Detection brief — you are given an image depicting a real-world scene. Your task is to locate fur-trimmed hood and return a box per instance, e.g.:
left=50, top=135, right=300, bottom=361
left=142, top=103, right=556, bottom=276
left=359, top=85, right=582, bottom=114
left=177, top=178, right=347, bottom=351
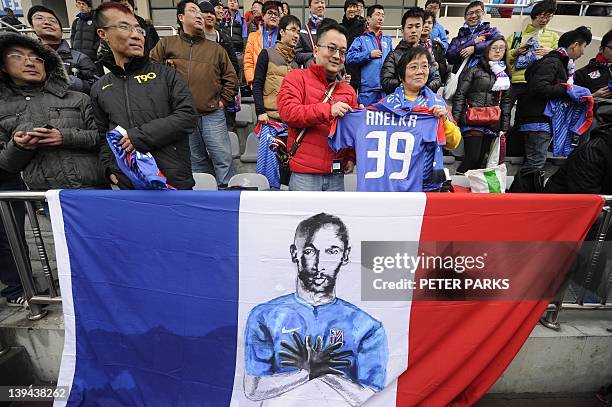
left=0, top=32, right=68, bottom=97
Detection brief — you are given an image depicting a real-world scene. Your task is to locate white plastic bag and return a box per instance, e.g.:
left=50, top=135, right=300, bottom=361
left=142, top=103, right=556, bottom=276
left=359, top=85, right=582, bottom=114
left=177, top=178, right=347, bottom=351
left=486, top=136, right=501, bottom=168
left=466, top=164, right=507, bottom=193
left=443, top=58, right=469, bottom=100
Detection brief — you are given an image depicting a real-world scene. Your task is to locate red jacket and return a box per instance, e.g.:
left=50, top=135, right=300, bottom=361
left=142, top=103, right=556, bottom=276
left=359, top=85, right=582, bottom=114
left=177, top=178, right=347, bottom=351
left=277, top=63, right=357, bottom=174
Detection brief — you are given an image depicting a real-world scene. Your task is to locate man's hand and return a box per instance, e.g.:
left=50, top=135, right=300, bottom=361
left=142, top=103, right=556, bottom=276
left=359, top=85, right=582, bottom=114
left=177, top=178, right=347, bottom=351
left=308, top=335, right=352, bottom=380
left=109, top=174, right=119, bottom=185
left=343, top=74, right=352, bottom=84
left=13, top=131, right=38, bottom=150
left=331, top=102, right=353, bottom=118
left=257, top=113, right=269, bottom=123
left=432, top=105, right=447, bottom=119
left=280, top=332, right=310, bottom=371
left=370, top=49, right=383, bottom=59
left=29, top=127, right=63, bottom=147
left=460, top=46, right=475, bottom=59
left=218, top=100, right=225, bottom=110
left=592, top=86, right=612, bottom=99
left=474, top=35, right=486, bottom=44
left=120, top=134, right=134, bottom=153
left=534, top=47, right=553, bottom=57
left=514, top=45, right=529, bottom=56
left=344, top=160, right=355, bottom=174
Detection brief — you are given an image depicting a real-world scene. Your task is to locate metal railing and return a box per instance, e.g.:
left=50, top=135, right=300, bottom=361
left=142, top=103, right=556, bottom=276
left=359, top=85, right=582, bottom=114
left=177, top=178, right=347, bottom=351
left=439, top=1, right=610, bottom=17
left=0, top=192, right=611, bottom=322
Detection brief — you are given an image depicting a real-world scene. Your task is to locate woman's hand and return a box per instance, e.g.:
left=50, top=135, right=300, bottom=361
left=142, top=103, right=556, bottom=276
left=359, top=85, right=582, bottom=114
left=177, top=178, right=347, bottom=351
left=432, top=105, right=447, bottom=119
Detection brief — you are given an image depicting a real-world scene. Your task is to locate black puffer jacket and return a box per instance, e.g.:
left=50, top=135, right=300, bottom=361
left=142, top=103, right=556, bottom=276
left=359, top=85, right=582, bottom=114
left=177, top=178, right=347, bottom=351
left=70, top=12, right=99, bottom=63
left=0, top=33, right=107, bottom=190
left=341, top=14, right=366, bottom=91
left=219, top=12, right=246, bottom=53
left=56, top=40, right=99, bottom=95
left=380, top=40, right=442, bottom=94
left=574, top=56, right=611, bottom=94
left=517, top=50, right=569, bottom=125
left=90, top=53, right=197, bottom=190
left=431, top=40, right=448, bottom=85
left=546, top=102, right=612, bottom=194
left=452, top=59, right=512, bottom=131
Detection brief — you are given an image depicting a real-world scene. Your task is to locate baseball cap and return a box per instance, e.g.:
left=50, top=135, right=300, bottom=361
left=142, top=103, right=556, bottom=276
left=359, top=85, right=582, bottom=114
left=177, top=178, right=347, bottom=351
left=199, top=1, right=215, bottom=13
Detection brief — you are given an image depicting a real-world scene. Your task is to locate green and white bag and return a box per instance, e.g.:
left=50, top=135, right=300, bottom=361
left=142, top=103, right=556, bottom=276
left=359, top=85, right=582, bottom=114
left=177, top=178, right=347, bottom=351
left=465, top=164, right=507, bottom=193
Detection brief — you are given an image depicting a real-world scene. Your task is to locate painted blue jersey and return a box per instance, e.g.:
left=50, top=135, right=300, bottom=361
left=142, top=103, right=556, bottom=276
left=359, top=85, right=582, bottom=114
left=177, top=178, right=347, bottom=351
left=330, top=108, right=440, bottom=192
left=244, top=294, right=387, bottom=391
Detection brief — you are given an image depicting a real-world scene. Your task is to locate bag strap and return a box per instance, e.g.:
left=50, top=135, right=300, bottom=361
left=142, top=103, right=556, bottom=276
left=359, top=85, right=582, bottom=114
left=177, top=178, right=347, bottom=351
left=456, top=56, right=470, bottom=76
left=289, top=81, right=338, bottom=157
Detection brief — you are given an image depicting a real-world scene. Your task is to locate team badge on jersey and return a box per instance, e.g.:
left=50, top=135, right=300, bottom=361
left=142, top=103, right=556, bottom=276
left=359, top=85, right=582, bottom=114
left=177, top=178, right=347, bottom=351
left=329, top=328, right=344, bottom=345
left=588, top=70, right=601, bottom=79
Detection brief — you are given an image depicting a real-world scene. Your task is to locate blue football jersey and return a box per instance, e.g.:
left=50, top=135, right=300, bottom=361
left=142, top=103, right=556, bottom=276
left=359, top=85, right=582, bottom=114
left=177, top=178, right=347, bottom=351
left=244, top=294, right=387, bottom=391
left=330, top=108, right=440, bottom=192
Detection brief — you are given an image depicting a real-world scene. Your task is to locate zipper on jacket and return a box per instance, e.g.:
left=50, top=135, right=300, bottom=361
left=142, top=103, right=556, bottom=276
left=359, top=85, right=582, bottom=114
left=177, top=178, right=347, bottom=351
left=122, top=75, right=135, bottom=128
left=187, top=41, right=194, bottom=86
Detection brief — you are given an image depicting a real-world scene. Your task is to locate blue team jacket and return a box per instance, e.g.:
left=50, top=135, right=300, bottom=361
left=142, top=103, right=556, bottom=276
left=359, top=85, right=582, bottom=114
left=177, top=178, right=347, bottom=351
left=346, top=31, right=393, bottom=101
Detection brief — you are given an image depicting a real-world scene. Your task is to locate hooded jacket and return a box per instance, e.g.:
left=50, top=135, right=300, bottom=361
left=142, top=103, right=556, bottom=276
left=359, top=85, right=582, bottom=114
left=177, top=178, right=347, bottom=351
left=70, top=11, right=99, bottom=63
left=380, top=40, right=442, bottom=95
left=0, top=32, right=107, bottom=190
left=507, top=24, right=559, bottom=84
left=277, top=63, right=357, bottom=174
left=219, top=10, right=247, bottom=53
left=90, top=52, right=197, bottom=190
left=452, top=58, right=512, bottom=131
left=150, top=31, right=238, bottom=114
left=55, top=39, right=99, bottom=95
left=447, top=22, right=502, bottom=74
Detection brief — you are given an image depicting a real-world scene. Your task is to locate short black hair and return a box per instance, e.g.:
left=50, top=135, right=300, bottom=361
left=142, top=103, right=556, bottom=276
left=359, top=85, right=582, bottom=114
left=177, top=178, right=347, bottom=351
left=95, top=2, right=133, bottom=28
left=176, top=0, right=198, bottom=26
left=558, top=26, right=592, bottom=48
left=530, top=0, right=557, bottom=19
left=278, top=14, right=300, bottom=31
left=356, top=0, right=364, bottom=5
left=316, top=18, right=346, bottom=43
left=262, top=1, right=280, bottom=16
left=3, top=7, right=12, bottom=12
left=423, top=10, right=436, bottom=25
left=401, top=7, right=424, bottom=29
left=294, top=213, right=349, bottom=250
left=464, top=0, right=484, bottom=16
left=601, top=29, right=611, bottom=48
left=27, top=5, right=61, bottom=26
left=252, top=0, right=263, bottom=6
left=367, top=5, right=384, bottom=18
left=398, top=45, right=432, bottom=81
left=425, top=0, right=441, bottom=7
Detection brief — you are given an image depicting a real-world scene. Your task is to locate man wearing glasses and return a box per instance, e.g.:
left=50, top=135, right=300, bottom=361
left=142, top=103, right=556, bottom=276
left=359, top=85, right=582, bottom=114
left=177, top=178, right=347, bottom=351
left=244, top=1, right=281, bottom=85
left=90, top=2, right=198, bottom=190
left=150, top=0, right=238, bottom=187
left=27, top=5, right=99, bottom=94
left=447, top=0, right=501, bottom=74
left=277, top=22, right=357, bottom=191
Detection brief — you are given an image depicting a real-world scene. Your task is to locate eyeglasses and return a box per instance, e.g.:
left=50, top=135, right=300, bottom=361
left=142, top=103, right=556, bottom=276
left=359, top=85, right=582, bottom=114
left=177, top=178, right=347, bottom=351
left=466, top=9, right=484, bottom=17
left=535, top=13, right=553, bottom=20
left=32, top=15, right=59, bottom=25
left=265, top=10, right=280, bottom=17
left=490, top=46, right=506, bottom=51
left=183, top=8, right=201, bottom=16
left=605, top=45, right=612, bottom=51
left=6, top=53, right=45, bottom=65
left=317, top=43, right=347, bottom=58
left=406, top=63, right=429, bottom=73
left=103, top=23, right=147, bottom=36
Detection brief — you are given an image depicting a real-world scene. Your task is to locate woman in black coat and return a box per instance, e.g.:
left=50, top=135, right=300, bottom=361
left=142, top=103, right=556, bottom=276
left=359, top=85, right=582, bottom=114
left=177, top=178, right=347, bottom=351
left=452, top=37, right=512, bottom=173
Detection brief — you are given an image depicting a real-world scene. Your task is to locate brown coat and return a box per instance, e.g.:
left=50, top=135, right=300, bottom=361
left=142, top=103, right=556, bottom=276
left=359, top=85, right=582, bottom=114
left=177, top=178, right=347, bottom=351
left=150, top=32, right=238, bottom=114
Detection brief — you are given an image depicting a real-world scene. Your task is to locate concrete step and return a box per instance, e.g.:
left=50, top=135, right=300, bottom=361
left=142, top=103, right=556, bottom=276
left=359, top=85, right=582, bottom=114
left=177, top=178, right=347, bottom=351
left=0, top=346, right=38, bottom=386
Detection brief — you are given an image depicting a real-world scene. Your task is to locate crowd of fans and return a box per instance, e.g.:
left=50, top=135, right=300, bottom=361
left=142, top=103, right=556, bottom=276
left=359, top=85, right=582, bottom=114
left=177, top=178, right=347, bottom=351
left=0, top=0, right=610, bottom=306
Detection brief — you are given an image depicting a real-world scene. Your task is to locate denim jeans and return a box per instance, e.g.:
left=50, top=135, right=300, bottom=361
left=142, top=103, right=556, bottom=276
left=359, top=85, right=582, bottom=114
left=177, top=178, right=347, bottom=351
left=0, top=179, right=25, bottom=300
left=523, top=131, right=551, bottom=171
left=289, top=172, right=345, bottom=191
left=189, top=109, right=235, bottom=186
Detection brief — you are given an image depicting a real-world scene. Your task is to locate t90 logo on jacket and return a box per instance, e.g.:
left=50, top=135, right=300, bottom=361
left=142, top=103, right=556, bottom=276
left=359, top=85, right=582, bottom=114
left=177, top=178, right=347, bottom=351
left=134, top=72, right=157, bottom=84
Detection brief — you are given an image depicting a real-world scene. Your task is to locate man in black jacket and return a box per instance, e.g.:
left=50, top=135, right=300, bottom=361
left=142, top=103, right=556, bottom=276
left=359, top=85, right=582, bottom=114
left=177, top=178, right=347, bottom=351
left=517, top=26, right=591, bottom=173
left=380, top=7, right=441, bottom=94
left=70, top=0, right=101, bottom=74
left=28, top=5, right=99, bottom=94
left=340, top=0, right=365, bottom=92
left=575, top=29, right=611, bottom=99
left=91, top=2, right=197, bottom=190
left=294, top=0, right=326, bottom=67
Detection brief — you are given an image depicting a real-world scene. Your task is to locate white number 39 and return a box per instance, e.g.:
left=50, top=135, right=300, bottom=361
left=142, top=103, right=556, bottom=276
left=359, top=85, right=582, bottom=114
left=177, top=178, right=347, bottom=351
left=365, top=131, right=415, bottom=179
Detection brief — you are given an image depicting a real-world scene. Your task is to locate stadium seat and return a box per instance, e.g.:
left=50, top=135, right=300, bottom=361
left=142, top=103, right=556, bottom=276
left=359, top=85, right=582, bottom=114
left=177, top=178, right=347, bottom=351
left=228, top=173, right=270, bottom=190
left=229, top=131, right=240, bottom=159
left=192, top=173, right=218, bottom=190
left=240, top=132, right=259, bottom=163
left=236, top=104, right=254, bottom=127
left=344, top=173, right=357, bottom=191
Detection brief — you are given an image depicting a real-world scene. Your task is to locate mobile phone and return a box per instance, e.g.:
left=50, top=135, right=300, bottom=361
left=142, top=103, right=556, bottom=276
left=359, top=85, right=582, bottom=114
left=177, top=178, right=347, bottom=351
left=43, top=124, right=54, bottom=130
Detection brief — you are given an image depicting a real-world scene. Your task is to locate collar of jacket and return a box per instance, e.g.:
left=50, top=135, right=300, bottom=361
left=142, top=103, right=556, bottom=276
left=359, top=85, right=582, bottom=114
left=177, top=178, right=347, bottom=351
left=55, top=40, right=73, bottom=58
left=547, top=49, right=570, bottom=67
left=107, top=55, right=150, bottom=76
left=309, top=63, right=337, bottom=84
left=459, top=21, right=489, bottom=36
left=179, top=30, right=206, bottom=44
left=524, top=23, right=550, bottom=34
left=77, top=11, right=92, bottom=20
left=341, top=14, right=363, bottom=28
left=275, top=41, right=296, bottom=62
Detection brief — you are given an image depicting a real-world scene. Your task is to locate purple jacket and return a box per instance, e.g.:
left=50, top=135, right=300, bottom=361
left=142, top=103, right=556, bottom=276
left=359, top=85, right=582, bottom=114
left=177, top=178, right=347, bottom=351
left=447, top=22, right=501, bottom=74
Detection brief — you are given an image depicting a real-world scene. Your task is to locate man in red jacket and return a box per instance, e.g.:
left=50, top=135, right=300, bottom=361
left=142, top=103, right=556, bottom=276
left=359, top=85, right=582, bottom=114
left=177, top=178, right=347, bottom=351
left=278, top=21, right=357, bottom=191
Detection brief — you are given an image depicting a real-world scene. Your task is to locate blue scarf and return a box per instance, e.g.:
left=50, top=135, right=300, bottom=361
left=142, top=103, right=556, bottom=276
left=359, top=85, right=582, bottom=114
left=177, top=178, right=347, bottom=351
left=262, top=25, right=279, bottom=49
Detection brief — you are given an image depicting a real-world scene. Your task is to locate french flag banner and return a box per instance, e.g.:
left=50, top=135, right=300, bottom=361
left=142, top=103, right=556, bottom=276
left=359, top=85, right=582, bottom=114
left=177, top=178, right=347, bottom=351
left=47, top=191, right=603, bottom=406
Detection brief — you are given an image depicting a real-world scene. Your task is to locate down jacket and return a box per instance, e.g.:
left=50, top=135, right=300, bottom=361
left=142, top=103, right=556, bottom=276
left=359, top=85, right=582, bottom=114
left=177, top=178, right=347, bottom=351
left=70, top=11, right=99, bottom=63
left=447, top=22, right=502, bottom=74
left=56, top=39, right=99, bottom=95
left=452, top=59, right=512, bottom=131
left=90, top=53, right=197, bottom=190
left=0, top=32, right=107, bottom=190
left=380, top=40, right=442, bottom=95
left=277, top=63, right=357, bottom=174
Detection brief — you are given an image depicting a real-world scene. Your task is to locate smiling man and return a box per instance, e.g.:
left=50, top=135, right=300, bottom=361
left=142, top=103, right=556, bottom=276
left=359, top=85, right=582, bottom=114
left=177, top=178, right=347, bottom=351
left=90, top=1, right=197, bottom=190
left=295, top=0, right=326, bottom=67
left=244, top=213, right=387, bottom=405
left=150, top=0, right=238, bottom=186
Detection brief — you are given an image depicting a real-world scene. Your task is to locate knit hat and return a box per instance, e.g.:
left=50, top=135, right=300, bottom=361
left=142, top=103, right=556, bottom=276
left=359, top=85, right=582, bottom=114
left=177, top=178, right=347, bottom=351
left=199, top=1, right=215, bottom=14
left=343, top=0, right=358, bottom=12
left=27, top=5, right=61, bottom=26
